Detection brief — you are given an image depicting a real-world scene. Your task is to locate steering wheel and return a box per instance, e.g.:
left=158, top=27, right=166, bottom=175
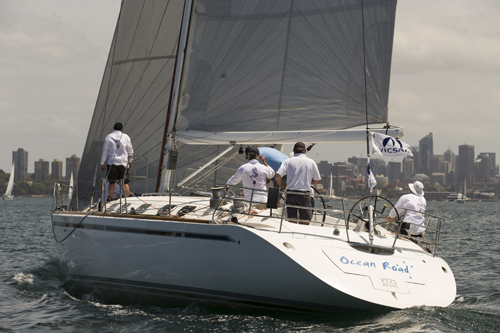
left=346, top=195, right=399, bottom=231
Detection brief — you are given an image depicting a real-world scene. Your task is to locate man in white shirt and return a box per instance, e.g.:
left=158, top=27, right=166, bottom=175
left=226, top=146, right=275, bottom=208
left=387, top=181, right=427, bottom=236
left=275, top=142, right=321, bottom=223
left=100, top=122, right=134, bottom=199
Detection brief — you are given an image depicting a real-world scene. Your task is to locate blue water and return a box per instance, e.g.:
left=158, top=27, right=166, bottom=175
left=1, top=197, right=499, bottom=332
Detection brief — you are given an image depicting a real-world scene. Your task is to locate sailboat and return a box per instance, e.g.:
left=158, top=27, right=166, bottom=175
left=67, top=172, right=74, bottom=200
left=51, top=0, right=455, bottom=312
left=327, top=173, right=333, bottom=198
left=457, top=177, right=468, bottom=203
left=4, top=163, right=15, bottom=200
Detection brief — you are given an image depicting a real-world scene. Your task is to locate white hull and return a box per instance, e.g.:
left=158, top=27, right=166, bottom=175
left=52, top=196, right=456, bottom=312
left=3, top=194, right=14, bottom=200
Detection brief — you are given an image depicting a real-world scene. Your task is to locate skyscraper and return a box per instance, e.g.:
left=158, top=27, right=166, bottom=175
left=443, top=149, right=456, bottom=173
left=417, top=133, right=433, bottom=175
left=66, top=154, right=81, bottom=180
left=34, top=159, right=50, bottom=181
left=52, top=159, right=63, bottom=180
left=476, top=153, right=495, bottom=181
left=402, top=157, right=414, bottom=179
left=478, top=152, right=496, bottom=176
left=387, top=161, right=401, bottom=182
left=12, top=148, right=28, bottom=181
left=458, top=144, right=474, bottom=184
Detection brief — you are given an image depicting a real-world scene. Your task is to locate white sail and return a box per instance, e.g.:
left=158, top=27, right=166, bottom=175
left=68, top=172, right=74, bottom=200
left=74, top=0, right=399, bottom=207
left=4, top=163, right=14, bottom=200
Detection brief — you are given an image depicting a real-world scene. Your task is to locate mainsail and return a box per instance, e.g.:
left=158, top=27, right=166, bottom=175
left=74, top=0, right=398, bottom=209
left=176, top=0, right=396, bottom=135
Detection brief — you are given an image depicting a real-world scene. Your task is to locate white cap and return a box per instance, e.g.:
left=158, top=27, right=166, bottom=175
left=409, top=181, right=424, bottom=197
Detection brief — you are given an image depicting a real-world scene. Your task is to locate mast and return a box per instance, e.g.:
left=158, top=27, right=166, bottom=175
left=158, top=0, right=194, bottom=193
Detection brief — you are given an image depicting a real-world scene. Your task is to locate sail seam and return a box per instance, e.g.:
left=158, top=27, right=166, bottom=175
left=113, top=55, right=176, bottom=66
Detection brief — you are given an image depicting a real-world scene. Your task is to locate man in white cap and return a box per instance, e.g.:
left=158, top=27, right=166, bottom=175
left=387, top=181, right=427, bottom=236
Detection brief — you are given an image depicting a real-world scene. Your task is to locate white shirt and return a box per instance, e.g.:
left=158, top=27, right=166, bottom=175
left=276, top=153, right=321, bottom=192
left=226, top=159, right=275, bottom=204
left=100, top=130, right=134, bottom=167
left=389, top=193, right=427, bottom=235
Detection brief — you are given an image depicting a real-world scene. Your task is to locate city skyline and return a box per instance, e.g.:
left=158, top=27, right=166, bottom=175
left=5, top=148, right=80, bottom=179
left=1, top=1, right=499, bottom=172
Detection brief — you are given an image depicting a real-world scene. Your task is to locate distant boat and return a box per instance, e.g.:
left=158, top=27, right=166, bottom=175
left=327, top=173, right=333, bottom=197
left=4, top=163, right=15, bottom=200
left=457, top=178, right=469, bottom=203
left=446, top=192, right=464, bottom=202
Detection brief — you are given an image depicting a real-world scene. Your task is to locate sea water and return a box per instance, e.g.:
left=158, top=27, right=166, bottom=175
left=1, top=197, right=499, bottom=332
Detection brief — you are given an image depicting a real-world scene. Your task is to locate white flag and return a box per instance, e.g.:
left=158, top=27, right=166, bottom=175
left=371, top=132, right=413, bottom=157
left=367, top=157, right=377, bottom=193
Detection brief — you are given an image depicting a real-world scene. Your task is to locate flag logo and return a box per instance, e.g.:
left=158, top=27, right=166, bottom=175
left=372, top=132, right=413, bottom=157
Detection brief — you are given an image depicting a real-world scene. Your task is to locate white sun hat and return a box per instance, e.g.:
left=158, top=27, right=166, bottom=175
left=409, top=181, right=424, bottom=197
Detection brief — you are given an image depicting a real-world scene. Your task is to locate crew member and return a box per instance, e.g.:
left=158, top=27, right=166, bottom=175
left=226, top=146, right=275, bottom=209
left=100, top=122, right=134, bottom=199
left=275, top=142, right=321, bottom=224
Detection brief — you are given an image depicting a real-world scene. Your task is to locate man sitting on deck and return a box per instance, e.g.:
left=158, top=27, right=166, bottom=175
left=386, top=181, right=427, bottom=237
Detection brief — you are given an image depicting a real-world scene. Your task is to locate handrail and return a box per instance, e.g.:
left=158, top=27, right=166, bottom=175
left=387, top=208, right=445, bottom=257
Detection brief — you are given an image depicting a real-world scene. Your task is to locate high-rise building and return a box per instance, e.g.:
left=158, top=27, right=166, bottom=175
left=429, top=155, right=444, bottom=175
left=417, top=133, right=433, bottom=175
left=443, top=149, right=456, bottom=173
left=402, top=157, right=414, bottom=179
left=478, top=152, right=496, bottom=178
left=347, top=156, right=367, bottom=177
left=34, top=159, right=50, bottom=181
left=66, top=154, right=81, bottom=180
left=387, top=161, right=401, bottom=182
left=12, top=148, right=28, bottom=181
left=476, top=153, right=493, bottom=182
left=411, top=146, right=420, bottom=174
left=371, top=158, right=386, bottom=176
left=458, top=144, right=475, bottom=184
left=52, top=159, right=63, bottom=180
left=316, top=160, right=332, bottom=178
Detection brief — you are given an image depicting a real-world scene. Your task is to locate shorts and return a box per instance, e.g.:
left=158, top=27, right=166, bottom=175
left=286, top=192, right=313, bottom=221
left=107, top=164, right=126, bottom=183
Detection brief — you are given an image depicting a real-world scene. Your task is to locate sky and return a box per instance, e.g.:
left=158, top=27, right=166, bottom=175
left=1, top=0, right=499, bottom=174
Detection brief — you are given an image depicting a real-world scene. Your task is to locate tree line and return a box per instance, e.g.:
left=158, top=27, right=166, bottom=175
left=0, top=170, right=62, bottom=197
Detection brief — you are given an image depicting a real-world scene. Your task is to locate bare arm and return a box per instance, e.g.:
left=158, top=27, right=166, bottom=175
left=275, top=174, right=286, bottom=190
left=311, top=179, right=321, bottom=185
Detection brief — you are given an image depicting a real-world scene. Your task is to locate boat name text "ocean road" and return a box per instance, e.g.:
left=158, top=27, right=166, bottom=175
left=339, top=256, right=414, bottom=279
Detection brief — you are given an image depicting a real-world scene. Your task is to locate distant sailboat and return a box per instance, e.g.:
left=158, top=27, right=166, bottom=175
left=457, top=178, right=468, bottom=203
left=4, top=163, right=15, bottom=200
left=327, top=173, right=333, bottom=197
left=67, top=172, right=74, bottom=200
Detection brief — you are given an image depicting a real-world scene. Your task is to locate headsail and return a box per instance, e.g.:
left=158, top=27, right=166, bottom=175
left=74, top=0, right=187, bottom=208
